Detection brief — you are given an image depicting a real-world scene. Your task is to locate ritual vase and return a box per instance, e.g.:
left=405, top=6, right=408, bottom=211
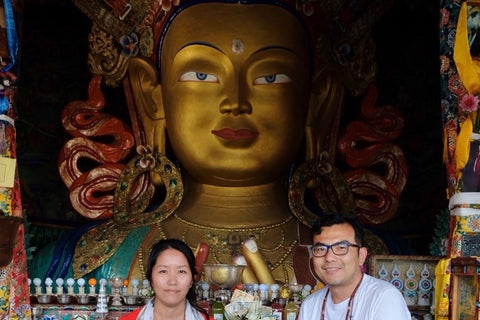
left=417, top=290, right=432, bottom=306
left=0, top=216, right=23, bottom=266
left=448, top=192, right=480, bottom=257
left=403, top=289, right=417, bottom=306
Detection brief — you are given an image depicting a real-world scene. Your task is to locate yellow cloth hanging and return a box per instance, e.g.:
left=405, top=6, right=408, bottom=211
left=454, top=1, right=480, bottom=95
left=455, top=116, right=473, bottom=175
left=434, top=258, right=451, bottom=320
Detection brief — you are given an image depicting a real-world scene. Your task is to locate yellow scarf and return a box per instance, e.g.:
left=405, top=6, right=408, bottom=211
left=453, top=1, right=480, bottom=177
left=434, top=258, right=451, bottom=320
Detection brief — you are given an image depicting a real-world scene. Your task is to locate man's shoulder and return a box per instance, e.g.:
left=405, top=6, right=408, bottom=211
left=360, top=273, right=405, bottom=301
left=358, top=274, right=404, bottom=298
left=363, top=273, right=398, bottom=289
left=301, top=286, right=327, bottom=305
left=360, top=274, right=411, bottom=318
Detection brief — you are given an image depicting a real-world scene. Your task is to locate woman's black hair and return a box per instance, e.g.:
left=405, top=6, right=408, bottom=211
left=146, top=238, right=208, bottom=318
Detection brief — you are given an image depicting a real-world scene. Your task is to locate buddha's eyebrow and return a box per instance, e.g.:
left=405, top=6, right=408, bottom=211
left=178, top=41, right=225, bottom=54
left=253, top=45, right=295, bottom=55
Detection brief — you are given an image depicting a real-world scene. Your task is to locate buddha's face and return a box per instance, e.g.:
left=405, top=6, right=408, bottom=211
left=160, top=3, right=311, bottom=186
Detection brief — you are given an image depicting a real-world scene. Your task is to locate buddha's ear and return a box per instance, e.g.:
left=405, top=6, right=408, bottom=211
left=126, top=57, right=166, bottom=154
left=305, top=67, right=345, bottom=160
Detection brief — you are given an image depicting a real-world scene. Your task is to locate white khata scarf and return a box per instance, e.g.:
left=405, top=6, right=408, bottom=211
left=135, top=298, right=206, bottom=320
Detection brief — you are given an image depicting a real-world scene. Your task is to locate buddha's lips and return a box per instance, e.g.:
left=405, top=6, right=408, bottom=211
left=211, top=128, right=259, bottom=140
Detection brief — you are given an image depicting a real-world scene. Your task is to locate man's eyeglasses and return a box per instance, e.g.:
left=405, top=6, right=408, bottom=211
left=311, top=241, right=361, bottom=257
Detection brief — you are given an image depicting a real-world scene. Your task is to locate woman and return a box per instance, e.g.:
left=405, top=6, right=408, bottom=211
left=120, top=239, right=209, bottom=320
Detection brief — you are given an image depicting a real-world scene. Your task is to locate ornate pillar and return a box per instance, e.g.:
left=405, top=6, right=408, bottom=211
left=438, top=1, right=480, bottom=319
left=0, top=0, right=30, bottom=319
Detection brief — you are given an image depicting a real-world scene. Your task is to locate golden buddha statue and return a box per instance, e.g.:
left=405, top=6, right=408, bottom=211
left=31, top=0, right=401, bottom=287
left=122, top=1, right=315, bottom=285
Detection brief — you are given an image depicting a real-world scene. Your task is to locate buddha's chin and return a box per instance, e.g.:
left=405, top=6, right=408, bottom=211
left=187, top=170, right=285, bottom=187
left=179, top=158, right=290, bottom=186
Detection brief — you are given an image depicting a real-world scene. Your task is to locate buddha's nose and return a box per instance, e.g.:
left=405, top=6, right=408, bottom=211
left=221, top=100, right=252, bottom=115
left=220, top=80, right=252, bottom=115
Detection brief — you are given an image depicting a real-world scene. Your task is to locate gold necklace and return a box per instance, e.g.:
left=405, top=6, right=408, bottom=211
left=173, top=213, right=294, bottom=231
left=135, top=216, right=298, bottom=282
left=157, top=215, right=298, bottom=275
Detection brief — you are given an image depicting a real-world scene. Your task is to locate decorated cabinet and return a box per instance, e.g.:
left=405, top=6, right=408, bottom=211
left=449, top=257, right=480, bottom=320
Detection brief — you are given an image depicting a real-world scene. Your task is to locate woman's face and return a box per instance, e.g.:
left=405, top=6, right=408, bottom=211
left=160, top=3, right=311, bottom=186
left=151, top=248, right=193, bottom=309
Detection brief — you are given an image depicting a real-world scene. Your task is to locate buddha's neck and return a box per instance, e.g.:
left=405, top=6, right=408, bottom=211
left=176, top=176, right=292, bottom=227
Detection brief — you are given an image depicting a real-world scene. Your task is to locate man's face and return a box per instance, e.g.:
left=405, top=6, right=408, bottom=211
left=160, top=3, right=311, bottom=186
left=311, top=223, right=367, bottom=288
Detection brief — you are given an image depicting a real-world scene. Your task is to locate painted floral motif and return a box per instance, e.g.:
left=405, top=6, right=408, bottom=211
left=120, top=33, right=139, bottom=58
left=0, top=70, right=16, bottom=94
left=440, top=55, right=450, bottom=74
left=295, top=0, right=316, bottom=16
left=0, top=284, right=8, bottom=315
left=467, top=214, right=480, bottom=230
left=459, top=93, right=480, bottom=133
left=448, top=74, right=467, bottom=98
left=139, top=28, right=154, bottom=57
left=136, top=145, right=155, bottom=169
left=317, top=151, right=332, bottom=174
left=158, top=0, right=180, bottom=12
left=440, top=8, right=450, bottom=27
left=440, top=0, right=463, bottom=197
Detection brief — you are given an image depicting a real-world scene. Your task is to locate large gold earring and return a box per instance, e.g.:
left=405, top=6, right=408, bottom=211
left=113, top=145, right=184, bottom=228
left=72, top=146, right=183, bottom=278
left=288, top=152, right=355, bottom=227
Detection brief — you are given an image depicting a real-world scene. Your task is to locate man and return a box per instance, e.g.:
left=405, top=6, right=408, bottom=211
left=298, top=214, right=411, bottom=320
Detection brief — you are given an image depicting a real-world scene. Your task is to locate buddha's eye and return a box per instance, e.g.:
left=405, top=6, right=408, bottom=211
left=179, top=71, right=218, bottom=82
left=253, top=74, right=291, bottom=85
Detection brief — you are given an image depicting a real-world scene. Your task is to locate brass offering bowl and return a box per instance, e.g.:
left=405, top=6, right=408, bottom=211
left=37, top=294, right=52, bottom=304
left=57, top=294, right=73, bottom=304
left=124, top=295, right=139, bottom=305
left=76, top=294, right=90, bottom=304
left=202, top=264, right=245, bottom=288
